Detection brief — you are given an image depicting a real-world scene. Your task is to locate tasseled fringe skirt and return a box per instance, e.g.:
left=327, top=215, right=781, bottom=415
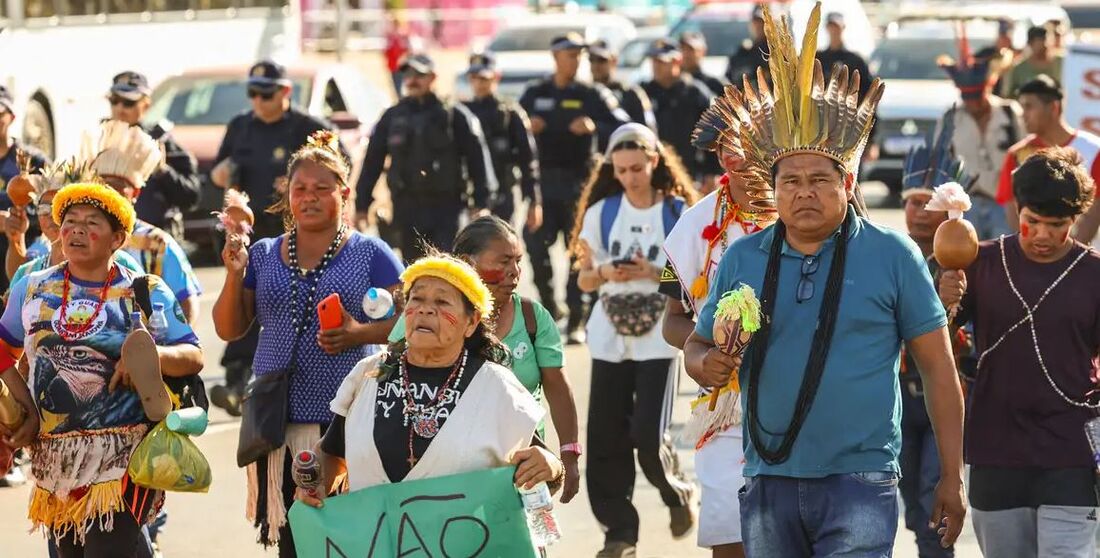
left=244, top=423, right=321, bottom=547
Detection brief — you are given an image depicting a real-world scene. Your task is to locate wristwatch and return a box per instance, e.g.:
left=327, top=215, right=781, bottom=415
left=560, top=443, right=583, bottom=456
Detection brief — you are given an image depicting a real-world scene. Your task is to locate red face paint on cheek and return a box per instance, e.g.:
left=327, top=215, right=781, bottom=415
left=89, top=233, right=99, bottom=242
left=479, top=268, right=506, bottom=284
left=1020, top=223, right=1031, bottom=238
left=441, top=311, right=459, bottom=326
left=404, top=306, right=417, bottom=316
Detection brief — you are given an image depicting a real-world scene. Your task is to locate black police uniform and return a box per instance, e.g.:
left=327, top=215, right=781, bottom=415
left=0, top=140, right=48, bottom=293
left=816, top=47, right=872, bottom=99
left=602, top=81, right=657, bottom=131
left=519, top=77, right=629, bottom=325
left=212, top=105, right=342, bottom=400
left=134, top=121, right=202, bottom=236
left=463, top=94, right=541, bottom=223
left=641, top=76, right=722, bottom=179
left=356, top=92, right=495, bottom=262
left=214, top=106, right=341, bottom=241
left=726, top=38, right=769, bottom=86
left=690, top=70, right=726, bottom=98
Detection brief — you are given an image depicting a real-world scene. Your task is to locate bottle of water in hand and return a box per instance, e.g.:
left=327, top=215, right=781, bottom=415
left=149, top=302, right=170, bottom=344
left=362, top=287, right=395, bottom=320
left=520, top=482, right=561, bottom=547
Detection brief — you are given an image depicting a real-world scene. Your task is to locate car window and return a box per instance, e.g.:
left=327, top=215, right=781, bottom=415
left=669, top=16, right=752, bottom=57
left=489, top=26, right=582, bottom=51
left=323, top=79, right=349, bottom=117
left=870, top=38, right=993, bottom=81
left=1066, top=6, right=1100, bottom=29
left=144, top=76, right=310, bottom=126
left=619, top=37, right=652, bottom=68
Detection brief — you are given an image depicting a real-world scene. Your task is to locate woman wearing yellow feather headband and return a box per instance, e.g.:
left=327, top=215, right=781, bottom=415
left=682, top=3, right=967, bottom=555
left=213, top=130, right=405, bottom=553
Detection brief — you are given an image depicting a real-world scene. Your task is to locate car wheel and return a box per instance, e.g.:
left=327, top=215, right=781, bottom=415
left=21, top=97, right=54, bottom=160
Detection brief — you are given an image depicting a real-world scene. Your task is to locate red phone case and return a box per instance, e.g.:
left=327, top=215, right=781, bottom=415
left=317, top=293, right=344, bottom=330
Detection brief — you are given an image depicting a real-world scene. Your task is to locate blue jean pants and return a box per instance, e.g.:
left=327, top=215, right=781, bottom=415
left=900, top=383, right=954, bottom=558
left=739, top=473, right=900, bottom=557
left=964, top=194, right=1012, bottom=241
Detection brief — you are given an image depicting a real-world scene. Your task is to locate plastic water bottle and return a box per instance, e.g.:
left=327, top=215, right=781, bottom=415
left=129, top=311, right=145, bottom=332
left=519, top=482, right=561, bottom=547
left=149, top=302, right=170, bottom=343
left=362, top=287, right=395, bottom=320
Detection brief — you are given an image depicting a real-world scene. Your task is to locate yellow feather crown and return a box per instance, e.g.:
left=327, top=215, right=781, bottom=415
left=713, top=2, right=884, bottom=213
left=401, top=256, right=494, bottom=316
left=52, top=182, right=136, bottom=234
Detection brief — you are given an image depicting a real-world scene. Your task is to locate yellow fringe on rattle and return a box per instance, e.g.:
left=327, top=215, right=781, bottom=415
left=29, top=481, right=125, bottom=543
left=681, top=378, right=743, bottom=450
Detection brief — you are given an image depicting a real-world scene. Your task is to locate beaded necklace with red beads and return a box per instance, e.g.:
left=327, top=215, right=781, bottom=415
left=57, top=263, right=116, bottom=341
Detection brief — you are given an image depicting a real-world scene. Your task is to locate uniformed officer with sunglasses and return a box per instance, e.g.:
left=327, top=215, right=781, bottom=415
left=106, top=71, right=202, bottom=239
left=209, top=59, right=348, bottom=417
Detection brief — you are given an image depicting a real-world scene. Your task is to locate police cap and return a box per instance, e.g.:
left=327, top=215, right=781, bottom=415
left=399, top=53, right=436, bottom=75
left=247, top=59, right=293, bottom=91
left=110, top=71, right=152, bottom=101
left=551, top=33, right=587, bottom=52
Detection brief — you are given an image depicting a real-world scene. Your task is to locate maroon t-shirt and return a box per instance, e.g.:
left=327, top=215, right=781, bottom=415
left=960, top=236, right=1100, bottom=468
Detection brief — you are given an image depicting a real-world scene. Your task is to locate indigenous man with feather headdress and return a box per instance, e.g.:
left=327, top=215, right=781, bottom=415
left=683, top=3, right=967, bottom=555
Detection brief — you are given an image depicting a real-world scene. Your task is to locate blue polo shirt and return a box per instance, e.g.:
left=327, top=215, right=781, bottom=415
left=695, top=210, right=946, bottom=478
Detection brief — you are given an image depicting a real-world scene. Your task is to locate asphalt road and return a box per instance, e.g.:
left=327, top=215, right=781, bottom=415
left=0, top=195, right=991, bottom=557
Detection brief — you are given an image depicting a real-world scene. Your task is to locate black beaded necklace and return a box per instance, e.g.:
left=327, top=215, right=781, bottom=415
left=288, top=225, right=347, bottom=334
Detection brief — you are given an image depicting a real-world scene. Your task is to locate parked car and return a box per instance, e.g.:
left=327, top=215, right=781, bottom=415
left=454, top=12, right=638, bottom=101
left=667, top=0, right=875, bottom=84
left=615, top=26, right=669, bottom=87
left=865, top=4, right=1070, bottom=194
left=143, top=63, right=387, bottom=261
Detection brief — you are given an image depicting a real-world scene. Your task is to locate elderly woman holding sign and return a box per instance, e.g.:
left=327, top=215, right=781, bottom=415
left=297, top=254, right=563, bottom=502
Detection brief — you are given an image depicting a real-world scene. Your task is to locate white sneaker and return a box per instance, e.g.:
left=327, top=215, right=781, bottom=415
left=0, top=466, right=26, bottom=487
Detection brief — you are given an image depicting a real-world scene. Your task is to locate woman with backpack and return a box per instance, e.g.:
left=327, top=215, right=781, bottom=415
left=568, top=123, right=700, bottom=558
left=388, top=215, right=580, bottom=503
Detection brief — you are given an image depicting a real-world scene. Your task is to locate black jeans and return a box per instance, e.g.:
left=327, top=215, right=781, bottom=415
left=586, top=358, right=692, bottom=545
left=392, top=200, right=462, bottom=263
left=523, top=195, right=585, bottom=325
left=55, top=509, right=153, bottom=558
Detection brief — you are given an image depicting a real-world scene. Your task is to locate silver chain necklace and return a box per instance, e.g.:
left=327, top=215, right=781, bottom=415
left=977, top=235, right=1099, bottom=409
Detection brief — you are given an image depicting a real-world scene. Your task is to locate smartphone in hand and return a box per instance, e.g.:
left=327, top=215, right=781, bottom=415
left=317, top=293, right=344, bottom=330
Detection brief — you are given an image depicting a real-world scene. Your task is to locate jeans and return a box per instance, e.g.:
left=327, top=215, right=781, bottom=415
left=964, top=194, right=1011, bottom=241
left=899, top=382, right=953, bottom=557
left=739, top=473, right=899, bottom=557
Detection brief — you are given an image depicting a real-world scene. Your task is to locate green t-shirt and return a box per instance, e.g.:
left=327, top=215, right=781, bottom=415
left=388, top=293, right=565, bottom=395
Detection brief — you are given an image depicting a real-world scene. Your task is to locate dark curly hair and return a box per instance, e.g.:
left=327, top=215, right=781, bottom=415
left=1013, top=146, right=1095, bottom=218
left=377, top=251, right=512, bottom=380
left=567, top=140, right=699, bottom=261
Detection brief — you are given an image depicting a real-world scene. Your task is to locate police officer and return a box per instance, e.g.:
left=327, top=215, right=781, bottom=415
left=355, top=53, right=496, bottom=262
left=588, top=39, right=657, bottom=131
left=641, top=40, right=721, bottom=188
left=726, top=4, right=769, bottom=87
left=519, top=33, right=630, bottom=342
left=209, top=59, right=345, bottom=416
left=0, top=85, right=48, bottom=295
left=463, top=53, right=543, bottom=229
left=816, top=13, right=872, bottom=99
left=679, top=31, right=727, bottom=95
left=107, top=71, right=202, bottom=238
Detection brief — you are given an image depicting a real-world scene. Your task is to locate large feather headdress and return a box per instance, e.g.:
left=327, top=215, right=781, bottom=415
left=696, top=2, right=884, bottom=217
left=30, top=157, right=99, bottom=198
left=901, top=113, right=970, bottom=199
left=83, top=120, right=164, bottom=189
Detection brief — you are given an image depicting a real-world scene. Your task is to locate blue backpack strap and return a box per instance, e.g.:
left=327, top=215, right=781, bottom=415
left=662, top=196, right=685, bottom=236
left=600, top=193, right=624, bottom=251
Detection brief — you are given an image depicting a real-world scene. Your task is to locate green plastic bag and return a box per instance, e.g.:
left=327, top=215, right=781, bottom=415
left=128, top=422, right=212, bottom=493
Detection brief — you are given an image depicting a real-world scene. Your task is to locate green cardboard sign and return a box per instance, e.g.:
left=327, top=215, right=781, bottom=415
left=288, top=466, right=537, bottom=558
